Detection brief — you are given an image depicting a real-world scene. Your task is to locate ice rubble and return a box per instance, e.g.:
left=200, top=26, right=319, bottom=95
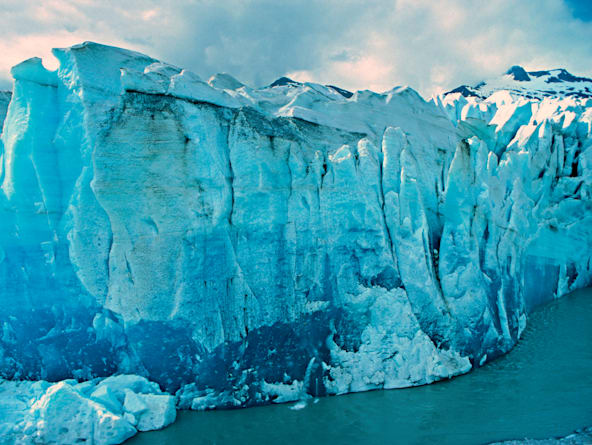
left=0, top=375, right=175, bottom=444
left=0, top=42, right=591, bottom=443
left=492, top=426, right=592, bottom=444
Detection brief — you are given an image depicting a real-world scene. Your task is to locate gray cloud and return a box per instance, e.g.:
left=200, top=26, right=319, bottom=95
left=0, top=0, right=590, bottom=96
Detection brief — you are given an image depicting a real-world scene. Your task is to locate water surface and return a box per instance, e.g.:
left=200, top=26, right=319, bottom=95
left=129, top=288, right=592, bottom=445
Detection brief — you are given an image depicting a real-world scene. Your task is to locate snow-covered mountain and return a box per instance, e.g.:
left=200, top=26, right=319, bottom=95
left=445, top=65, right=592, bottom=100
left=0, top=43, right=591, bottom=444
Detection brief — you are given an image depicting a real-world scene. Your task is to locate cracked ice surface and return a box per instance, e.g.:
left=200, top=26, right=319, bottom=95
left=0, top=42, right=591, bottom=443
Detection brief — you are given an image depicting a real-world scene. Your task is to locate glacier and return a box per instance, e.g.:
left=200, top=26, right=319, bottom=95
left=0, top=42, right=591, bottom=444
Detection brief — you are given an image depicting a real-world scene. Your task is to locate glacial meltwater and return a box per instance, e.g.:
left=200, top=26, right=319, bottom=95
left=128, top=288, right=592, bottom=445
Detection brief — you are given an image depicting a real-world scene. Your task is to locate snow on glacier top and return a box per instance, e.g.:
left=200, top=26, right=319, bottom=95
left=8, top=41, right=454, bottom=146
left=6, top=42, right=589, bottom=144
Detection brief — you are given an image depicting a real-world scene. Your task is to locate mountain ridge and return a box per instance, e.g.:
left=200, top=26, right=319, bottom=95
left=445, top=66, right=592, bottom=100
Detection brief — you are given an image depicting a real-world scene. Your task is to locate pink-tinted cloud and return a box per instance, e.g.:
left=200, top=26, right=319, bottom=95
left=0, top=0, right=590, bottom=97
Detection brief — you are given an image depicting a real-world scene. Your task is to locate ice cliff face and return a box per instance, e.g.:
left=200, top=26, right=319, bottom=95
left=0, top=91, right=10, bottom=126
left=1, top=43, right=591, bottom=413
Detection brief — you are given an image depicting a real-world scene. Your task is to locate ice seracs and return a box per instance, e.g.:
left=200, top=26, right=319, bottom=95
left=0, top=91, right=10, bottom=126
left=0, top=43, right=591, bottom=444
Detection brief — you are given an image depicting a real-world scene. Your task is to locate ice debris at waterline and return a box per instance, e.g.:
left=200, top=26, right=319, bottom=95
left=492, top=426, right=592, bottom=444
left=0, top=375, right=176, bottom=443
left=0, top=41, right=591, bottom=443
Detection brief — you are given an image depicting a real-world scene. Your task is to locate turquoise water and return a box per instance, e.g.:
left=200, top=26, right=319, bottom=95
left=129, top=288, right=592, bottom=445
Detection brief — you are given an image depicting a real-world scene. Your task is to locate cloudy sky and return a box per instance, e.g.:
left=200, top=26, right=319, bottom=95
left=0, top=0, right=590, bottom=97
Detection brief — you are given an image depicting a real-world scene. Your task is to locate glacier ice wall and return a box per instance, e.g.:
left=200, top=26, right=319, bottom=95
left=1, top=42, right=591, bottom=407
left=0, top=91, right=10, bottom=127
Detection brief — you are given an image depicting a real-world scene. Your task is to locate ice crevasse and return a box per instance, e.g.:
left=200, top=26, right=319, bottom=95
left=0, top=42, right=591, bottom=443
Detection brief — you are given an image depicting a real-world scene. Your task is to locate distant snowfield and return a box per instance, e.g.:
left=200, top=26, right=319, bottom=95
left=0, top=42, right=591, bottom=444
left=444, top=65, right=592, bottom=101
